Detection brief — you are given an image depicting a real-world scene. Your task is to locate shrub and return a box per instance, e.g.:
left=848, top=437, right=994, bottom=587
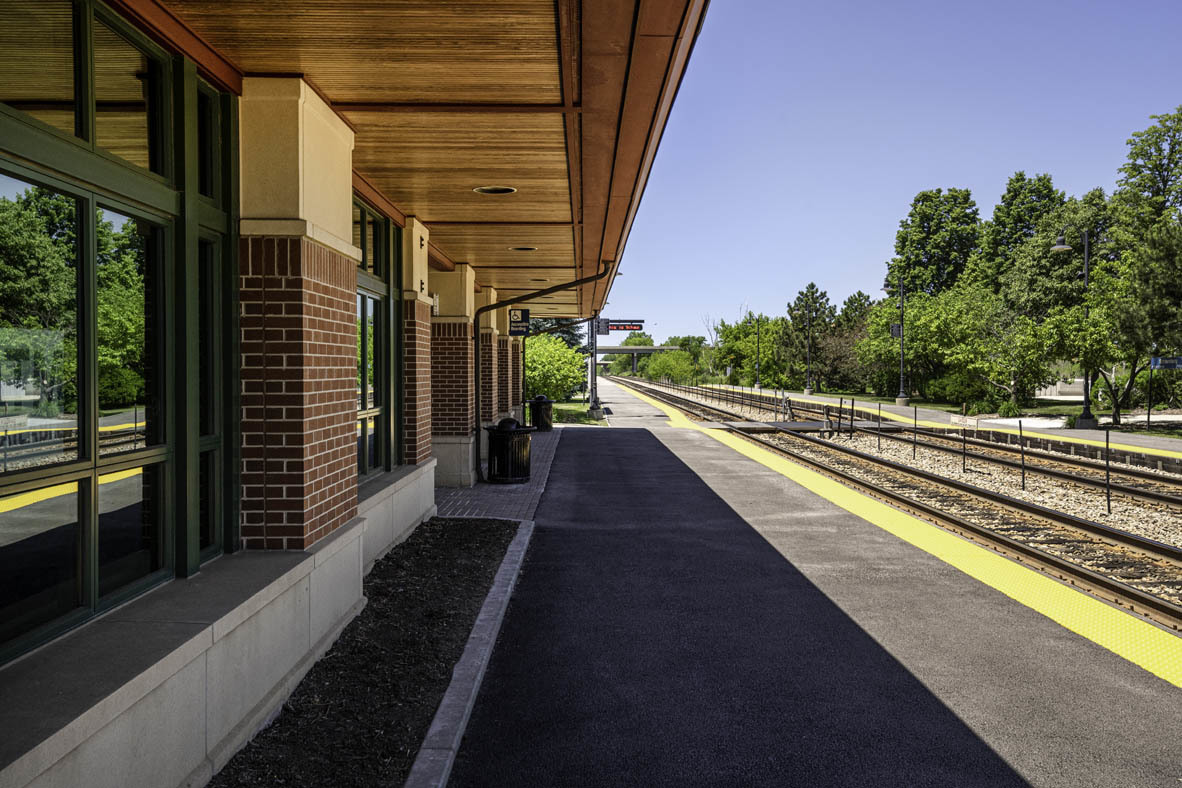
left=997, top=401, right=1021, bottom=418
left=524, top=334, right=586, bottom=401
left=98, top=367, right=143, bottom=409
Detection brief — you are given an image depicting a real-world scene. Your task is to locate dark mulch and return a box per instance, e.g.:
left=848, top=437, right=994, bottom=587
left=209, top=517, right=520, bottom=787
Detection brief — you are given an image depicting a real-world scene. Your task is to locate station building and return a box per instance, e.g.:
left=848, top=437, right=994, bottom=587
left=0, top=1, right=706, bottom=785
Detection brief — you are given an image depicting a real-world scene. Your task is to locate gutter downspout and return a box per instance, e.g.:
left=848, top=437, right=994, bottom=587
left=474, top=261, right=610, bottom=481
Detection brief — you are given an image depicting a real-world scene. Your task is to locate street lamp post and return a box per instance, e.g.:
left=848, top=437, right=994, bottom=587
left=896, top=277, right=908, bottom=405
left=804, top=309, right=814, bottom=395
left=755, top=314, right=762, bottom=389
left=1051, top=229, right=1098, bottom=429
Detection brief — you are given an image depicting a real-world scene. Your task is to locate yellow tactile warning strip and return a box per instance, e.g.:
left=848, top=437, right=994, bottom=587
left=0, top=467, right=142, bottom=514
left=705, top=384, right=1182, bottom=461
left=621, top=384, right=1182, bottom=687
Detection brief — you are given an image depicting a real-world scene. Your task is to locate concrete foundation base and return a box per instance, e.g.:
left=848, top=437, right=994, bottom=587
left=895, top=396, right=910, bottom=406
left=1074, top=416, right=1100, bottom=430
left=0, top=463, right=438, bottom=788
left=432, top=435, right=477, bottom=487
left=803, top=388, right=814, bottom=395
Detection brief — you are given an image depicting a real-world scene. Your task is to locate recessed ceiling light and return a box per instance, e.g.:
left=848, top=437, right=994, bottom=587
left=509, top=246, right=538, bottom=252
left=530, top=278, right=548, bottom=282
left=473, top=185, right=517, bottom=195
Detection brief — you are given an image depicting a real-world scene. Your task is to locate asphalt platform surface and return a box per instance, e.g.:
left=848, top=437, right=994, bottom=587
left=449, top=379, right=1181, bottom=787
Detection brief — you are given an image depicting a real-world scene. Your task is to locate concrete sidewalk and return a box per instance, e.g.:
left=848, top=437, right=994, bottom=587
left=448, top=378, right=1181, bottom=786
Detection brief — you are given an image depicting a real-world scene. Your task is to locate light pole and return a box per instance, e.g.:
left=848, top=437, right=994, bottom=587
left=883, top=276, right=907, bottom=406
left=803, top=308, right=814, bottom=395
left=896, top=276, right=907, bottom=405
left=755, top=314, right=762, bottom=389
left=1050, top=229, right=1098, bottom=429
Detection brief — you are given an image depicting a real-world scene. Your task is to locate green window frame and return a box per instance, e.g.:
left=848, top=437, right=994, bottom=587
left=352, top=198, right=402, bottom=480
left=0, top=0, right=239, bottom=662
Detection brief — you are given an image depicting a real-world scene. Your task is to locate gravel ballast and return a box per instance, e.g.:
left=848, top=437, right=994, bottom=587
left=208, top=517, right=519, bottom=788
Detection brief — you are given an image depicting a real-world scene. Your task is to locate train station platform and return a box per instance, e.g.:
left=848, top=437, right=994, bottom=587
left=708, top=383, right=1182, bottom=459
left=450, top=378, right=1180, bottom=787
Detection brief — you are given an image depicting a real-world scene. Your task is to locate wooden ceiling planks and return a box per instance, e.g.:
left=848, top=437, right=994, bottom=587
left=346, top=111, right=570, bottom=225
left=142, top=0, right=706, bottom=318
left=162, top=0, right=560, bottom=103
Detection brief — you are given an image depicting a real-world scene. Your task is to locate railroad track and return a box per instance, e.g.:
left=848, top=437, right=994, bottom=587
left=679, top=383, right=1182, bottom=508
left=610, top=376, right=1182, bottom=631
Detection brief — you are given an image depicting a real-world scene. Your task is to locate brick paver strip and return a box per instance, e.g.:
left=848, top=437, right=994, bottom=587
left=436, top=428, right=563, bottom=520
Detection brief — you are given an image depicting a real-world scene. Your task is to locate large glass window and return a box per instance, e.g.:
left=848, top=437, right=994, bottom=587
left=97, top=208, right=163, bottom=455
left=93, top=18, right=163, bottom=173
left=0, top=481, right=80, bottom=644
left=0, top=174, right=80, bottom=471
left=353, top=198, right=397, bottom=476
left=0, top=1, right=78, bottom=138
left=0, top=1, right=237, bottom=659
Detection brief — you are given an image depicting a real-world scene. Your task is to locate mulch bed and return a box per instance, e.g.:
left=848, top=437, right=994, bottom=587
left=209, top=517, right=520, bottom=787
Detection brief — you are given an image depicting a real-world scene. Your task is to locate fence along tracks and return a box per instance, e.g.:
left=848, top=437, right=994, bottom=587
left=610, top=377, right=1182, bottom=631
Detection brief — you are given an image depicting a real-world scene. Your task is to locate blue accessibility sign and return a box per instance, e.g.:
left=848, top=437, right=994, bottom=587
left=1150, top=356, right=1181, bottom=370
left=509, top=308, right=530, bottom=336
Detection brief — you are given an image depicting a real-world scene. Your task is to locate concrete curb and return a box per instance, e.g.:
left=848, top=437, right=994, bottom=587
left=403, top=519, right=536, bottom=788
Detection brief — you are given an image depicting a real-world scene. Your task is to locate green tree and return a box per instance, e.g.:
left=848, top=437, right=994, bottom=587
left=1133, top=223, right=1182, bottom=351
left=782, top=283, right=834, bottom=389
left=529, top=317, right=586, bottom=350
left=644, top=350, right=696, bottom=383
left=524, top=333, right=586, bottom=400
left=1001, top=188, right=1118, bottom=319
left=1114, top=105, right=1182, bottom=235
left=886, top=188, right=980, bottom=297
left=0, top=188, right=77, bottom=415
left=968, top=172, right=1064, bottom=292
left=609, top=331, right=653, bottom=375
left=936, top=283, right=1057, bottom=406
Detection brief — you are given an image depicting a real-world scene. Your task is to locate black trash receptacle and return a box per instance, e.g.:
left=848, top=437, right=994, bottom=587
left=484, top=418, right=535, bottom=483
left=530, top=395, right=555, bottom=431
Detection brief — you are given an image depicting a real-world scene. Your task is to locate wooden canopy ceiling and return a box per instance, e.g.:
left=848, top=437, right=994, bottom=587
left=127, top=0, right=708, bottom=316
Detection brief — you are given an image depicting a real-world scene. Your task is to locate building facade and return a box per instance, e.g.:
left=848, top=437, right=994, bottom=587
left=0, top=1, right=706, bottom=785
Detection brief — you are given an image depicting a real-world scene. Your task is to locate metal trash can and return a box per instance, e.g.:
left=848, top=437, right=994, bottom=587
left=530, top=395, right=555, bottom=431
left=484, top=418, right=535, bottom=483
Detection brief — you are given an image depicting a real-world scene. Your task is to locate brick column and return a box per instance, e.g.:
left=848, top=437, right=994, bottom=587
left=497, top=336, right=511, bottom=420
left=430, top=264, right=477, bottom=486
left=403, top=297, right=432, bottom=464
left=479, top=329, right=499, bottom=422
left=402, top=218, right=433, bottom=465
left=239, top=236, right=358, bottom=549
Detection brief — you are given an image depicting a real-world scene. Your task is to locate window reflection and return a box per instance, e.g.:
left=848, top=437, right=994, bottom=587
left=98, top=464, right=162, bottom=598
left=97, top=207, right=161, bottom=455
left=0, top=481, right=80, bottom=643
left=0, top=173, right=80, bottom=472
left=94, top=18, right=160, bottom=172
left=0, top=1, right=77, bottom=137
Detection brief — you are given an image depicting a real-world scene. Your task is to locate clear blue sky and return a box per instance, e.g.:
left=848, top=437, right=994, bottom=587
left=606, top=0, right=1182, bottom=344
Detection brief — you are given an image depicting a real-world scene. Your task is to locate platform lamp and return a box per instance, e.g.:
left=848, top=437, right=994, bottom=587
left=883, top=274, right=907, bottom=406
left=755, top=313, right=762, bottom=389
left=1050, top=229, right=1098, bottom=429
left=803, top=308, right=814, bottom=395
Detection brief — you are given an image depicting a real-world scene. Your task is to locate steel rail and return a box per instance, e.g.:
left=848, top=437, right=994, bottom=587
left=685, top=385, right=1182, bottom=506
left=615, top=377, right=1182, bottom=627
left=616, top=377, right=1182, bottom=566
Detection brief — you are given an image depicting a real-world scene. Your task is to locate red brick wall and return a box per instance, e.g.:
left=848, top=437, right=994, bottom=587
left=431, top=321, right=473, bottom=436
left=497, top=337, right=510, bottom=416
left=403, top=298, right=433, bottom=464
left=479, top=330, right=498, bottom=420
left=510, top=340, right=522, bottom=409
left=239, top=236, right=358, bottom=550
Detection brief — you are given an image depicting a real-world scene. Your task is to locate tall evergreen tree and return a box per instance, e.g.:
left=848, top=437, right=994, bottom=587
left=968, top=172, right=1065, bottom=292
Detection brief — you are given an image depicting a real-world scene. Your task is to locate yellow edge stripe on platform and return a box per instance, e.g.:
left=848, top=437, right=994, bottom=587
left=0, top=422, right=143, bottom=436
left=623, top=384, right=1182, bottom=687
left=0, top=467, right=142, bottom=513
left=703, top=384, right=1182, bottom=461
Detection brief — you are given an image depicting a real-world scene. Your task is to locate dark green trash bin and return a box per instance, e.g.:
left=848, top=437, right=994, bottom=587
left=530, top=395, right=554, bottom=431
left=484, top=418, right=535, bottom=483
